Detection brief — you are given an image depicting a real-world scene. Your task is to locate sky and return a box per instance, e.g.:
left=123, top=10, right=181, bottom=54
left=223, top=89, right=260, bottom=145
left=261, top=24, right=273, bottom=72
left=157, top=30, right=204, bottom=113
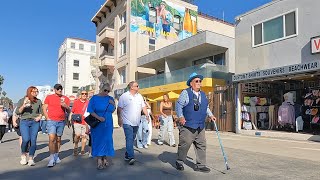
left=0, top=0, right=271, bottom=103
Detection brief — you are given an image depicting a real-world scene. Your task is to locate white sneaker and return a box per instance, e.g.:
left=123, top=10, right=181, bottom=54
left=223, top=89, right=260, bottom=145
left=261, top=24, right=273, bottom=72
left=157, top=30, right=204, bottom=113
left=143, top=144, right=148, bottom=149
left=20, top=155, right=27, bottom=165
left=8, top=130, right=11, bottom=133
left=47, top=158, right=56, bottom=167
left=28, top=160, right=35, bottom=166
left=137, top=146, right=143, bottom=149
left=12, top=129, right=15, bottom=132
left=55, top=157, right=61, bottom=164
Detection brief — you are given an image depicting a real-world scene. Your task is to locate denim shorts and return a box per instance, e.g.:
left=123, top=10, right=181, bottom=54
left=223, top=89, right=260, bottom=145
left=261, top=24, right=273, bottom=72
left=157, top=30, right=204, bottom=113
left=46, top=120, right=65, bottom=136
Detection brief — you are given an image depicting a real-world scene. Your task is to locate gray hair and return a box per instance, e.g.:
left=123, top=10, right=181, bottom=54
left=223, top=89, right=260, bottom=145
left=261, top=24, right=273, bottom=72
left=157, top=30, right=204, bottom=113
left=100, top=83, right=111, bottom=92
left=127, top=81, right=138, bottom=89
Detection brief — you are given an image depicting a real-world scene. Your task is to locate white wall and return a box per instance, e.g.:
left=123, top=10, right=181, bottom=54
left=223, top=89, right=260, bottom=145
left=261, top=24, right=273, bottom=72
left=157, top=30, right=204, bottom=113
left=58, top=38, right=96, bottom=96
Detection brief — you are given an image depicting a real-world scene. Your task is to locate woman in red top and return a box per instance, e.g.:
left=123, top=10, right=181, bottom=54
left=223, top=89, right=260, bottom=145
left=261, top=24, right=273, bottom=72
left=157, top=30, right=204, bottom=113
left=71, top=90, right=89, bottom=156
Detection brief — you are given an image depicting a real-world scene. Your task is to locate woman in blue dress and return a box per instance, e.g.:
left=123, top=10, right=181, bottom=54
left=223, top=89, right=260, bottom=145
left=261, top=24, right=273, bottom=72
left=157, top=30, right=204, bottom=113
left=87, top=83, right=116, bottom=170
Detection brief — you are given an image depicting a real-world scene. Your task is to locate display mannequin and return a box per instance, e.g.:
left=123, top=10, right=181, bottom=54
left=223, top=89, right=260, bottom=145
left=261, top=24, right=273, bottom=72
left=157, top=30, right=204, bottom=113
left=249, top=97, right=258, bottom=130
left=278, top=92, right=295, bottom=126
left=268, top=105, right=275, bottom=130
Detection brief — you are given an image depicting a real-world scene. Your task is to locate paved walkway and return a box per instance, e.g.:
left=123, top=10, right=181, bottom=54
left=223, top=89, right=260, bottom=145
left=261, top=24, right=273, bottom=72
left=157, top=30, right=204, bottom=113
left=0, top=127, right=320, bottom=180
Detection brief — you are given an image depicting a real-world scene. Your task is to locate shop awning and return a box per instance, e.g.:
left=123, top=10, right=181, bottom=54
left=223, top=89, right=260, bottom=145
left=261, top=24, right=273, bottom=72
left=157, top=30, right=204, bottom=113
left=153, top=91, right=180, bottom=101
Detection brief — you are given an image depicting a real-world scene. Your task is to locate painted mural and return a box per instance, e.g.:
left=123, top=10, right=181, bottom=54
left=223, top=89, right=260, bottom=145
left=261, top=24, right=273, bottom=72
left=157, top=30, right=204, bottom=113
left=130, top=0, right=198, bottom=40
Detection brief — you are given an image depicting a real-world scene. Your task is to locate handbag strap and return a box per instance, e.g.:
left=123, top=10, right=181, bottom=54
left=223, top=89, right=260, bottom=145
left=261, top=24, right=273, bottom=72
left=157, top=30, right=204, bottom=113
left=93, top=95, right=111, bottom=118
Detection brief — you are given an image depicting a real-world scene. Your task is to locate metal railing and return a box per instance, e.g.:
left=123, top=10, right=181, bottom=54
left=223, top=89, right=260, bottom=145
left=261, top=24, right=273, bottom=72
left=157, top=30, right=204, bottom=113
left=138, top=64, right=228, bottom=89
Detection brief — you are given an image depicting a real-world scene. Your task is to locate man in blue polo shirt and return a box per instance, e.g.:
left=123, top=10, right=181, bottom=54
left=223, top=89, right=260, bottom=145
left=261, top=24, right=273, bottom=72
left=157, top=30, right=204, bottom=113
left=175, top=72, right=216, bottom=173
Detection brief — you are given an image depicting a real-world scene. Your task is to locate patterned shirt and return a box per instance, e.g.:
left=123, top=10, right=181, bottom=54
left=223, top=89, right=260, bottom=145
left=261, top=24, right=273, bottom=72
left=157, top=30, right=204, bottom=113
left=175, top=88, right=213, bottom=118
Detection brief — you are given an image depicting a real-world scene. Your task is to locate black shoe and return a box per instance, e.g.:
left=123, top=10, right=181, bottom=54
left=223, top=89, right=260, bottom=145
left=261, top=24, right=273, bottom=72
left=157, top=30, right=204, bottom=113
left=171, top=144, right=176, bottom=147
left=194, top=166, right=211, bottom=173
left=176, top=162, right=184, bottom=171
left=128, top=158, right=135, bottom=165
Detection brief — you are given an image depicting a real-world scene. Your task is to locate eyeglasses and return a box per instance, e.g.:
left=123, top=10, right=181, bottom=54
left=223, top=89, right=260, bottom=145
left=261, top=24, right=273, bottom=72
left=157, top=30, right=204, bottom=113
left=56, top=88, right=63, bottom=91
left=32, top=91, right=39, bottom=93
left=134, top=85, right=139, bottom=88
left=81, top=93, right=88, bottom=95
left=104, top=89, right=110, bottom=92
left=195, top=80, right=202, bottom=83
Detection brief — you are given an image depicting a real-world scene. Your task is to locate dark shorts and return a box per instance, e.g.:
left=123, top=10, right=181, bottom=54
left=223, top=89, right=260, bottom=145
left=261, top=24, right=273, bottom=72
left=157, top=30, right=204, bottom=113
left=162, top=24, right=170, bottom=33
left=146, top=21, right=154, bottom=29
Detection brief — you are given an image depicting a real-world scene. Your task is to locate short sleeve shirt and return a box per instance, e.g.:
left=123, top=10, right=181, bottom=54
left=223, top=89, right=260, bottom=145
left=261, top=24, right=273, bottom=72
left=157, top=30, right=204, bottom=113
left=118, top=91, right=145, bottom=126
left=71, top=99, right=88, bottom=125
left=44, top=94, right=70, bottom=121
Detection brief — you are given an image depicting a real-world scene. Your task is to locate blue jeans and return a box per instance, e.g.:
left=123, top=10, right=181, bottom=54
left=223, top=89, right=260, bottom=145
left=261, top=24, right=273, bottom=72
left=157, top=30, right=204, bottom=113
left=20, top=119, right=40, bottom=156
left=40, top=120, right=47, bottom=134
left=123, top=124, right=139, bottom=159
left=46, top=120, right=65, bottom=136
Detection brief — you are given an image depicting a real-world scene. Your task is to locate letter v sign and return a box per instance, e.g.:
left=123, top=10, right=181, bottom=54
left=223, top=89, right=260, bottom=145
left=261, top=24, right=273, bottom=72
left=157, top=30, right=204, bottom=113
left=311, top=37, right=320, bottom=54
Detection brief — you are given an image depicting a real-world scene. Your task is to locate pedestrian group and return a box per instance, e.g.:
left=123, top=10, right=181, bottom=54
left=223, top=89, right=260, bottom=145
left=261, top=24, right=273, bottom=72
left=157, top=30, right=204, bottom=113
left=1, top=72, right=216, bottom=173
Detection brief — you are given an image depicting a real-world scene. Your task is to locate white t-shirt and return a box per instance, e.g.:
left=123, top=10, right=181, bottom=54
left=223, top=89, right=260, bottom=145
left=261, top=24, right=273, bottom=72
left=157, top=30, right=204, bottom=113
left=118, top=91, right=145, bottom=126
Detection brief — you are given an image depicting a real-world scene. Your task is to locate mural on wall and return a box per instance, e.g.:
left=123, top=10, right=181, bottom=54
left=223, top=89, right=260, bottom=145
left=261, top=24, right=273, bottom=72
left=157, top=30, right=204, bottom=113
left=131, top=0, right=198, bottom=40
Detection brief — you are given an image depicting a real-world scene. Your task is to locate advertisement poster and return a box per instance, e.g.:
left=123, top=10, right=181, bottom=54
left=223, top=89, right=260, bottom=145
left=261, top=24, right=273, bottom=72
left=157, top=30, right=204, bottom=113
left=131, top=0, right=198, bottom=40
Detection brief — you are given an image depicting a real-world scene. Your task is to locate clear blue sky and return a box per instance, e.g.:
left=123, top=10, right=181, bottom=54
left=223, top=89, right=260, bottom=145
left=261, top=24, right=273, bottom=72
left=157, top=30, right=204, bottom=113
left=0, top=0, right=270, bottom=103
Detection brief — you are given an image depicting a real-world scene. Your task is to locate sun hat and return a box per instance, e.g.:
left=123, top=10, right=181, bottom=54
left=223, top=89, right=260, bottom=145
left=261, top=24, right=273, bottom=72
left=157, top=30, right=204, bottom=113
left=186, top=72, right=203, bottom=86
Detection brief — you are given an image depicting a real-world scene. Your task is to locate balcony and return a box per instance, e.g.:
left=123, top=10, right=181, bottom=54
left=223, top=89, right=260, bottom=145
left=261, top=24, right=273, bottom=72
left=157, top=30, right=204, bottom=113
left=100, top=51, right=114, bottom=68
left=98, top=27, right=114, bottom=43
left=138, top=64, right=229, bottom=89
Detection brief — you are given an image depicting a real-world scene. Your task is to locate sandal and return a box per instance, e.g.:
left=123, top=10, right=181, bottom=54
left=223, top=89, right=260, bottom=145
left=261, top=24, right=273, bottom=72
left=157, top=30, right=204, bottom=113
left=97, top=159, right=104, bottom=170
left=103, top=158, right=109, bottom=168
left=80, top=151, right=85, bottom=155
left=73, top=148, right=78, bottom=156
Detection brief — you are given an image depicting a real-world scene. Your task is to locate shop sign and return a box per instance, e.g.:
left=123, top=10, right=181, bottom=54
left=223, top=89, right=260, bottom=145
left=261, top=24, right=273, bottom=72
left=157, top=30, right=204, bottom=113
left=232, top=61, right=320, bottom=82
left=311, top=36, right=320, bottom=54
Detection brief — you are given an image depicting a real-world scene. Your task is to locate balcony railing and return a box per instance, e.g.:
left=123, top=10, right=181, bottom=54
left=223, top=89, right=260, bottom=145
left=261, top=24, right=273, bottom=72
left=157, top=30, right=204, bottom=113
left=138, top=64, right=228, bottom=89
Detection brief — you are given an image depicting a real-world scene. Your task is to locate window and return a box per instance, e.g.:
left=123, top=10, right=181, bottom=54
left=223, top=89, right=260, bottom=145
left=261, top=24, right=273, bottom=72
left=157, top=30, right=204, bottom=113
left=72, top=86, right=79, bottom=94
left=149, top=38, right=155, bottom=51
left=79, top=44, right=84, bottom=50
left=214, top=53, right=225, bottom=65
left=119, top=67, right=126, bottom=84
left=71, top=42, right=75, bottom=49
left=193, top=56, right=213, bottom=65
left=120, top=11, right=127, bottom=27
left=252, top=11, right=297, bottom=46
left=73, top=73, right=79, bottom=80
left=120, top=39, right=126, bottom=56
left=73, top=60, right=79, bottom=67
left=91, top=45, right=95, bottom=52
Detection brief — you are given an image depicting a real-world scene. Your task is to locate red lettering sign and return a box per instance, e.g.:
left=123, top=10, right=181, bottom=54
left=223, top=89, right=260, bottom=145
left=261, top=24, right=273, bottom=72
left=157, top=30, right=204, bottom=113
left=311, top=37, right=320, bottom=54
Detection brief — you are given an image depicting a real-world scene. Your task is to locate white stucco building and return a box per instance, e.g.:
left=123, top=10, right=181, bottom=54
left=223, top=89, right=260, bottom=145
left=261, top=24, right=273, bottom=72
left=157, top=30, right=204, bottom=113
left=58, top=38, right=97, bottom=97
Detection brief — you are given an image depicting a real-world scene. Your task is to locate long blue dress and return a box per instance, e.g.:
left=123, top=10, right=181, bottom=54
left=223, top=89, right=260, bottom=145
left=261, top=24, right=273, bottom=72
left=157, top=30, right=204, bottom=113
left=87, top=95, right=115, bottom=157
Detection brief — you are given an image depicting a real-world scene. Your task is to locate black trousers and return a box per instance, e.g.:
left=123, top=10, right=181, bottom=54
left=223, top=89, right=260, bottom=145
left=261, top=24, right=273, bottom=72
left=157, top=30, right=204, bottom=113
left=0, top=125, right=6, bottom=141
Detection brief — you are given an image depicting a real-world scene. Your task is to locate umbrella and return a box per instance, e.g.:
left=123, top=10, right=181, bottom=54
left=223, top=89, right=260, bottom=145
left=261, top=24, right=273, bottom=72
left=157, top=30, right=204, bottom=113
left=153, top=91, right=180, bottom=101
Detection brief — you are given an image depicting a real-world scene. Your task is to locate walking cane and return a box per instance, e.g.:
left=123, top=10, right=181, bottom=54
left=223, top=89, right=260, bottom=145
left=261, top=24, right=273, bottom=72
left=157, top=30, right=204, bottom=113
left=213, top=121, right=230, bottom=170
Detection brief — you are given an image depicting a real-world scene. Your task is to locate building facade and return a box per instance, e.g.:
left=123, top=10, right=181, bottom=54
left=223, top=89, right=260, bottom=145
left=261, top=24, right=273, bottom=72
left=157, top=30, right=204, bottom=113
left=233, top=0, right=320, bottom=134
left=91, top=0, right=235, bottom=130
left=58, top=38, right=97, bottom=97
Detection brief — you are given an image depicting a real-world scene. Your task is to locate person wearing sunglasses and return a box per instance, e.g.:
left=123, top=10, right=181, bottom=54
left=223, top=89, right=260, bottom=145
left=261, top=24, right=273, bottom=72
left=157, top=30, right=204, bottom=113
left=70, top=90, right=89, bottom=156
left=175, top=72, right=216, bottom=173
left=15, top=86, right=43, bottom=166
left=42, top=84, right=70, bottom=167
left=86, top=83, right=116, bottom=170
left=117, top=81, right=149, bottom=165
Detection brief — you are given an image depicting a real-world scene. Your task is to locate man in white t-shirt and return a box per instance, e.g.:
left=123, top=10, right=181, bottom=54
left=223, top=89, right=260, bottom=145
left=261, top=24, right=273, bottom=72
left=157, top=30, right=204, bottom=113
left=117, top=81, right=149, bottom=165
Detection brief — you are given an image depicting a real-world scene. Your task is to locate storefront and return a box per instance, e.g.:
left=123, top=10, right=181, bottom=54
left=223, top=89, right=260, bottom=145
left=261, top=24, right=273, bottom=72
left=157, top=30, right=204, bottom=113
left=233, top=60, right=320, bottom=135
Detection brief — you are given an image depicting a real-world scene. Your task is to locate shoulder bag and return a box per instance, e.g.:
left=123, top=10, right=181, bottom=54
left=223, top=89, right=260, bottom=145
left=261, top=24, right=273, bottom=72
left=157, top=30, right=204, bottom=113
left=71, top=102, right=88, bottom=123
left=84, top=96, right=110, bottom=128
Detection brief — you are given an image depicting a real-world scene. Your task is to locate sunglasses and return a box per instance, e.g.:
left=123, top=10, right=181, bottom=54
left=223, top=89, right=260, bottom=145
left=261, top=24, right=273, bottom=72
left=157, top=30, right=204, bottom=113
left=32, top=91, right=39, bottom=93
left=56, top=88, right=63, bottom=91
left=195, top=80, right=202, bottom=83
left=104, top=89, right=110, bottom=92
left=81, top=93, right=88, bottom=95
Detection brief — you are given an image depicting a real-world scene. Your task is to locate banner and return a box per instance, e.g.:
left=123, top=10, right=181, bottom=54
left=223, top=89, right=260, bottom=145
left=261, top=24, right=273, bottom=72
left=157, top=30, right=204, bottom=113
left=130, top=0, right=197, bottom=41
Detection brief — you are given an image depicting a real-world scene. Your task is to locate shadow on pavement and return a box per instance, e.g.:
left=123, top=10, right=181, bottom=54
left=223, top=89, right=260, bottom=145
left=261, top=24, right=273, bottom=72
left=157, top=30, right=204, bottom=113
left=1, top=147, right=189, bottom=180
left=3, top=138, right=19, bottom=143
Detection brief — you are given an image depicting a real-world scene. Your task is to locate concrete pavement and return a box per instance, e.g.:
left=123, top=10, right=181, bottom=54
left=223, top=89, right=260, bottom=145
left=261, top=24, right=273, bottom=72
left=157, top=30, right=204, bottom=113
left=0, top=127, right=320, bottom=180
